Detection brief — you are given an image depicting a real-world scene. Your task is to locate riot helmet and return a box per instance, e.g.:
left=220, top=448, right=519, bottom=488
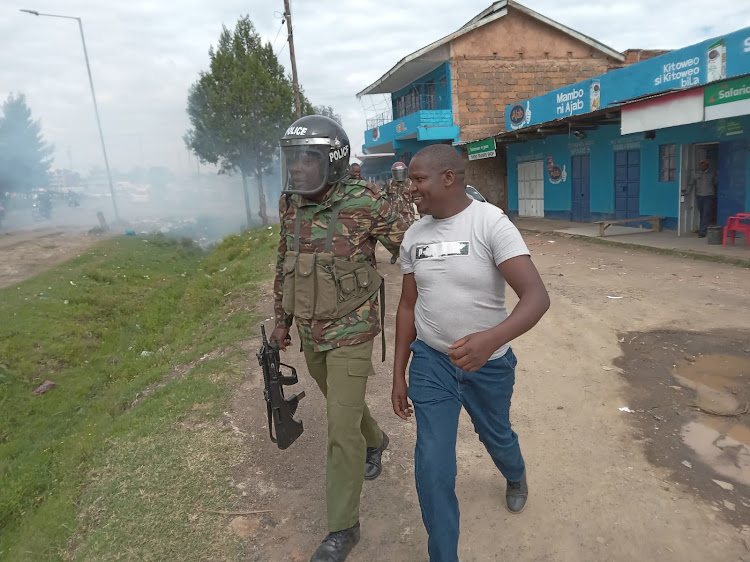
left=280, top=115, right=350, bottom=196
left=391, top=161, right=408, bottom=182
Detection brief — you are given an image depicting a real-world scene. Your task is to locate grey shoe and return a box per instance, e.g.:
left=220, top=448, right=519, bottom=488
left=310, top=522, right=360, bottom=562
left=506, top=472, right=528, bottom=514
left=364, top=431, right=389, bottom=480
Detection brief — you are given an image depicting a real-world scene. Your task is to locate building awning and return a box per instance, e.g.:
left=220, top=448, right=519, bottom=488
left=487, top=106, right=622, bottom=145
left=621, top=88, right=704, bottom=135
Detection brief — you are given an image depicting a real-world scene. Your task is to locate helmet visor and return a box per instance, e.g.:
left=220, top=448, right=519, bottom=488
left=392, top=166, right=408, bottom=182
left=281, top=140, right=330, bottom=195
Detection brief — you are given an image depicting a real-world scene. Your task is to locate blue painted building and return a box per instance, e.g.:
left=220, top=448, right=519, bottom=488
left=501, top=27, right=750, bottom=235
left=360, top=61, right=459, bottom=167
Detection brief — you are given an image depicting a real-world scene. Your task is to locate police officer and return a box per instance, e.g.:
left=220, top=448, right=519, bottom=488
left=271, top=115, right=408, bottom=562
left=387, top=161, right=416, bottom=264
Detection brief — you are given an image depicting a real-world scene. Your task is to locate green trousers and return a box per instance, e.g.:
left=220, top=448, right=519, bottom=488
left=303, top=339, right=384, bottom=532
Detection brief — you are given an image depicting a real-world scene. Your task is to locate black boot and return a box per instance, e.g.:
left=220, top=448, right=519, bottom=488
left=310, top=522, right=360, bottom=562
left=390, top=254, right=398, bottom=264
left=506, top=471, right=528, bottom=514
left=364, top=431, right=389, bottom=480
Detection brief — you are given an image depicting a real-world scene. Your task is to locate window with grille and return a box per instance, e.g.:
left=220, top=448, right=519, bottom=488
left=659, top=144, right=676, bottom=182
left=425, top=81, right=436, bottom=110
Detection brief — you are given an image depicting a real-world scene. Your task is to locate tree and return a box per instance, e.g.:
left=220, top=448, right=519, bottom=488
left=184, top=16, right=312, bottom=226
left=313, top=105, right=342, bottom=125
left=0, top=93, right=54, bottom=193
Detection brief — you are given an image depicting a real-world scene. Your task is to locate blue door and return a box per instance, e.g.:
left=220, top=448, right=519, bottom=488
left=614, top=150, right=640, bottom=219
left=571, top=155, right=591, bottom=222
left=717, top=140, right=746, bottom=227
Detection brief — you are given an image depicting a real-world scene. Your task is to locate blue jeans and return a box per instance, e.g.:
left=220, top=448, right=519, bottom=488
left=408, top=339, right=525, bottom=562
left=697, top=195, right=715, bottom=236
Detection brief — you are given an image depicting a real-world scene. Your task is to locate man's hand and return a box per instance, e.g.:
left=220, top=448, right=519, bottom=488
left=448, top=330, right=498, bottom=372
left=270, top=326, right=291, bottom=351
left=392, top=377, right=413, bottom=420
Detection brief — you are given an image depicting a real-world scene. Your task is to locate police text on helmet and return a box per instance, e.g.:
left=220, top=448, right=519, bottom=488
left=285, top=126, right=308, bottom=136
left=329, top=145, right=349, bottom=163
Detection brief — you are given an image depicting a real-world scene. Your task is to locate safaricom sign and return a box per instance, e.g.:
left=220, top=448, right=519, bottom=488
left=556, top=88, right=585, bottom=116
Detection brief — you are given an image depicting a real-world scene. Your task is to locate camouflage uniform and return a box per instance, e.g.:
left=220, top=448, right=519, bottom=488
left=387, top=179, right=416, bottom=225
left=273, top=178, right=408, bottom=532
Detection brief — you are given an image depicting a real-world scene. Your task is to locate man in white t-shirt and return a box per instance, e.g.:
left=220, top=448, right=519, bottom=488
left=392, top=144, right=550, bottom=562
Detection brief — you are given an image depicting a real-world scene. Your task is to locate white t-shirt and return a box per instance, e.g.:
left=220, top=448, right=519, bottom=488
left=400, top=200, right=530, bottom=360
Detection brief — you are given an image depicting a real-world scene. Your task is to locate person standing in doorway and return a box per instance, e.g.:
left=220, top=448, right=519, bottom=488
left=391, top=144, right=550, bottom=562
left=683, top=159, right=717, bottom=238
left=272, top=115, right=408, bottom=562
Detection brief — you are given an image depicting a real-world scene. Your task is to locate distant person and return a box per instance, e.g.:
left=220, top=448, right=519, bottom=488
left=387, top=161, right=416, bottom=224
left=386, top=161, right=416, bottom=263
left=350, top=162, right=380, bottom=193
left=391, top=144, right=550, bottom=561
left=682, top=159, right=717, bottom=238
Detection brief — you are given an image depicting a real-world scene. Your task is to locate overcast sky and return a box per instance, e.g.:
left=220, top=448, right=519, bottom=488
left=2, top=0, right=749, bottom=176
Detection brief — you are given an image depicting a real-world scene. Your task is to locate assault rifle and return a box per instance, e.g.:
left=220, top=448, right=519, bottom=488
left=257, top=325, right=305, bottom=449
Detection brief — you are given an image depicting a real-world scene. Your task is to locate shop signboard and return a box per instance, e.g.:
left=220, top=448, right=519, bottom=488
left=467, top=137, right=496, bottom=160
left=705, top=75, right=750, bottom=120
left=505, top=26, right=750, bottom=130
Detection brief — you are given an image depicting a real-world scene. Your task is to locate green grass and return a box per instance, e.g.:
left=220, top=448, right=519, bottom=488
left=0, top=227, right=279, bottom=561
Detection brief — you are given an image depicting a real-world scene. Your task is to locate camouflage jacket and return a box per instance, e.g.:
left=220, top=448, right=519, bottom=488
left=273, top=179, right=408, bottom=352
left=387, top=180, right=416, bottom=223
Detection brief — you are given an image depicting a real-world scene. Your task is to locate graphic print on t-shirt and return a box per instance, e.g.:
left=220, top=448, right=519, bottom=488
left=415, top=241, right=470, bottom=260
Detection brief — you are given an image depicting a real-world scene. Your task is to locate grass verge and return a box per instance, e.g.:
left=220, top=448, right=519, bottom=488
left=0, top=227, right=279, bottom=561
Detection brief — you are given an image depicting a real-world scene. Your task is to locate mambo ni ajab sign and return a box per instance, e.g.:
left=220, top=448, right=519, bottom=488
left=467, top=138, right=496, bottom=161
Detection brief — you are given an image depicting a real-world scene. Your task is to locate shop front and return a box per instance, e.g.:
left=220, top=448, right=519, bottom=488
left=501, top=26, right=750, bottom=234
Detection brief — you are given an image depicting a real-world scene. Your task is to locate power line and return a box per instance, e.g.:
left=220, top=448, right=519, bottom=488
left=270, top=19, right=285, bottom=51
left=276, top=39, right=288, bottom=58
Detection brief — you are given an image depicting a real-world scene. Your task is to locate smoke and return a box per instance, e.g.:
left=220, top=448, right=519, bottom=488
left=0, top=160, right=282, bottom=246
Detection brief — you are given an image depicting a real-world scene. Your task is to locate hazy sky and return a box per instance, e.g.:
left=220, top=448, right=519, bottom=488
left=2, top=0, right=749, bottom=176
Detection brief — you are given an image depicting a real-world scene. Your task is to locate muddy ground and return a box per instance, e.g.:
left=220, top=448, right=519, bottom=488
left=230, top=233, right=750, bottom=562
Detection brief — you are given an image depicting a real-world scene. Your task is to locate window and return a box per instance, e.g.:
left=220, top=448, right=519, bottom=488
left=425, top=81, right=436, bottom=110
left=659, top=144, right=677, bottom=182
left=394, top=87, right=422, bottom=119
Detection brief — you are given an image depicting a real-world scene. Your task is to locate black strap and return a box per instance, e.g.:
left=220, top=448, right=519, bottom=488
left=380, top=283, right=386, bottom=362
left=293, top=207, right=302, bottom=252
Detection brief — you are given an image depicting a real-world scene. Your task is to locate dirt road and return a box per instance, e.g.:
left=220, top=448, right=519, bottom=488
left=0, top=229, right=104, bottom=289
left=230, top=232, right=750, bottom=562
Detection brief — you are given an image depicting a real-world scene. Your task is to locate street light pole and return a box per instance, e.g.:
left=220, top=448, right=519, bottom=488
left=20, top=9, right=120, bottom=223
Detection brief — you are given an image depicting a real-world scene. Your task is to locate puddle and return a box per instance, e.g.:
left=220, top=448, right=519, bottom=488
left=614, top=331, right=750, bottom=526
left=675, top=354, right=750, bottom=487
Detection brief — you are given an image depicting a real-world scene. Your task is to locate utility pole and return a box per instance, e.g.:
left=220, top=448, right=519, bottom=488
left=284, top=0, right=302, bottom=118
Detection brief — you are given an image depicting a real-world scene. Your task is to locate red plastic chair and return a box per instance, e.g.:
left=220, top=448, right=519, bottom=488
left=723, top=213, right=750, bottom=248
